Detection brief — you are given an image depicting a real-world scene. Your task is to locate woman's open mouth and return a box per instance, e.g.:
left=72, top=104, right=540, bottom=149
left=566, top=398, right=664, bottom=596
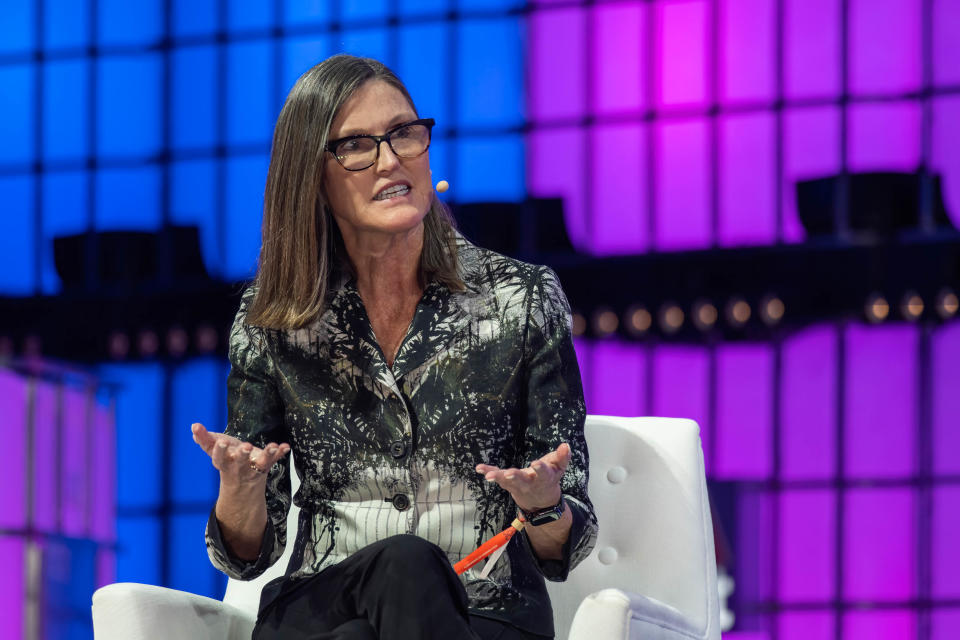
left=373, top=184, right=411, bottom=201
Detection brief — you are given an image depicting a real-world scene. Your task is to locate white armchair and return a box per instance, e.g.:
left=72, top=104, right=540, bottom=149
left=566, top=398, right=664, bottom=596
left=92, top=416, right=721, bottom=640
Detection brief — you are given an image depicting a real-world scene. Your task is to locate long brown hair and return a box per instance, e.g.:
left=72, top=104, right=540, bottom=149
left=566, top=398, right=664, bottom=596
left=247, top=54, right=462, bottom=329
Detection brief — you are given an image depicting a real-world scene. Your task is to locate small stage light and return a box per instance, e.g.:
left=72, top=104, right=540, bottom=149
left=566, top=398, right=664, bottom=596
left=760, top=295, right=785, bottom=327
left=108, top=332, right=130, bottom=360
left=572, top=312, right=587, bottom=337
left=137, top=330, right=159, bottom=357
left=625, top=306, right=652, bottom=337
left=692, top=300, right=718, bottom=331
left=659, top=304, right=684, bottom=334
left=592, top=308, right=619, bottom=338
left=865, top=294, right=890, bottom=324
left=195, top=325, right=218, bottom=353
left=900, top=291, right=924, bottom=321
left=726, top=298, right=751, bottom=328
left=936, top=289, right=958, bottom=320
left=166, top=327, right=189, bottom=357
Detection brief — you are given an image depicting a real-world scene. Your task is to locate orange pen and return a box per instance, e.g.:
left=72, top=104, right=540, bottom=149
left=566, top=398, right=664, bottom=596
left=454, top=518, right=526, bottom=575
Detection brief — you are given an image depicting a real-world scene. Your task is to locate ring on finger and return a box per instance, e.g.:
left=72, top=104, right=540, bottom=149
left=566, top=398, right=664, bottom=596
left=250, top=461, right=267, bottom=474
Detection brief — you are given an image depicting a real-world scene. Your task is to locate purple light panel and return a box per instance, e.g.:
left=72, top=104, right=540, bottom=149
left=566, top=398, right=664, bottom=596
left=591, top=124, right=649, bottom=253
left=933, top=321, right=960, bottom=475
left=785, top=0, right=840, bottom=99
left=933, top=0, right=960, bottom=87
left=847, top=102, right=922, bottom=172
left=0, top=370, right=27, bottom=530
left=593, top=3, right=646, bottom=115
left=932, top=610, right=960, bottom=640
left=0, top=537, right=24, bottom=638
left=933, top=487, right=960, bottom=598
left=586, top=341, right=646, bottom=418
left=783, top=106, right=840, bottom=242
left=778, top=490, right=835, bottom=602
left=780, top=325, right=837, bottom=480
left=32, top=381, right=58, bottom=532
left=777, top=612, right=834, bottom=640
left=849, top=0, right=922, bottom=96
left=719, top=113, right=776, bottom=247
left=652, top=345, right=711, bottom=469
left=932, top=97, right=960, bottom=230
left=843, top=488, right=916, bottom=601
left=656, top=0, right=710, bottom=109
left=93, top=402, right=116, bottom=542
left=719, top=0, right=774, bottom=104
left=714, top=344, right=773, bottom=479
left=842, top=610, right=917, bottom=640
left=528, top=127, right=588, bottom=252
left=529, top=8, right=584, bottom=121
left=844, top=324, right=917, bottom=479
left=655, top=119, right=711, bottom=250
left=62, top=388, right=90, bottom=536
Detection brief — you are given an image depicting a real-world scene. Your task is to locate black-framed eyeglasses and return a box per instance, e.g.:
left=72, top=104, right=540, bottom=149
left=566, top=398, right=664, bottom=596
left=325, top=118, right=435, bottom=171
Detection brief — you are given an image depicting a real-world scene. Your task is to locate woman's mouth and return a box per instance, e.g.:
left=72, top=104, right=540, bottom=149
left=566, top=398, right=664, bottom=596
left=374, top=184, right=411, bottom=201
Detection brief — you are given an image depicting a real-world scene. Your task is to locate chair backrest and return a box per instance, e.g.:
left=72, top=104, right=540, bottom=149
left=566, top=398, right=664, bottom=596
left=223, top=416, right=720, bottom=640
left=546, top=416, right=721, bottom=640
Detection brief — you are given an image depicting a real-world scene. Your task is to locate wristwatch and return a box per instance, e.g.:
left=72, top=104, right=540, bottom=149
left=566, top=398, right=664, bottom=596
left=518, top=496, right=566, bottom=526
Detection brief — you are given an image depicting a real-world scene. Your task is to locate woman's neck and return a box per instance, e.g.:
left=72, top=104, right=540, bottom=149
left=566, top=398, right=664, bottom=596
left=340, top=223, right=424, bottom=302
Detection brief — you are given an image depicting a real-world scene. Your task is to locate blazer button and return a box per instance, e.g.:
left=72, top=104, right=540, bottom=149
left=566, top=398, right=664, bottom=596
left=390, top=493, right=411, bottom=511
left=389, top=440, right=408, bottom=459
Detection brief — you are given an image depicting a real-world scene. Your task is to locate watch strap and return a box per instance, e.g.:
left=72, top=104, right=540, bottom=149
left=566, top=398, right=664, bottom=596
left=518, top=496, right=566, bottom=526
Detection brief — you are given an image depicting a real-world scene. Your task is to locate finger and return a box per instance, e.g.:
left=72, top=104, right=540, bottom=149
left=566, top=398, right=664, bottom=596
left=475, top=463, right=500, bottom=475
left=192, top=423, right=219, bottom=454
left=211, top=439, right=228, bottom=470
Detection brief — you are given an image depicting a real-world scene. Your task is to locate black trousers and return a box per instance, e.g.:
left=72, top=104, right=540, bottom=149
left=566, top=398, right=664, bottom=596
left=252, top=534, right=551, bottom=640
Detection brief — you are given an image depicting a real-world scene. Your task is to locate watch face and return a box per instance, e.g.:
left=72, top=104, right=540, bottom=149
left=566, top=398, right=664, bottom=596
left=529, top=510, right=562, bottom=526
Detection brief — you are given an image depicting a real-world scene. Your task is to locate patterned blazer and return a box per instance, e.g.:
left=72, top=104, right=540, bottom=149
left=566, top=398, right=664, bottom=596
left=205, top=236, right=598, bottom=635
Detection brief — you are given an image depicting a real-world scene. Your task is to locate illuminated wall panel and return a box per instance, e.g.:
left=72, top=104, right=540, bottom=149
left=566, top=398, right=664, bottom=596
left=97, top=55, right=162, bottom=159
left=844, top=325, right=917, bottom=479
left=593, top=3, right=646, bottom=116
left=41, top=171, right=88, bottom=293
left=95, top=167, right=162, bottom=230
left=719, top=0, right=774, bottom=105
left=932, top=97, right=960, bottom=230
left=592, top=124, right=648, bottom=253
left=32, top=382, right=59, bottom=533
left=933, top=0, right=960, bottom=87
left=226, top=41, right=274, bottom=147
left=714, top=344, right=773, bottom=479
left=780, top=325, right=837, bottom=480
left=718, top=113, right=776, bottom=247
left=97, top=0, right=162, bottom=47
left=932, top=610, right=960, bottom=640
left=843, top=488, right=916, bottom=601
left=225, top=154, right=270, bottom=281
left=43, top=60, right=89, bottom=161
left=652, top=345, right=711, bottom=468
left=283, top=35, right=331, bottom=94
left=842, top=610, right=917, bottom=640
left=0, top=176, right=35, bottom=295
left=778, top=612, right=835, bottom=640
left=340, top=28, right=390, bottom=63
left=848, top=0, right=922, bottom=95
left=932, top=487, right=960, bottom=598
left=847, top=102, right=922, bottom=172
left=227, top=0, right=272, bottom=32
left=778, top=490, right=836, bottom=602
left=456, top=19, right=524, bottom=129
left=529, top=8, right=585, bottom=121
left=0, top=64, right=34, bottom=166
left=528, top=128, right=588, bottom=250
left=587, top=342, right=646, bottom=418
left=0, top=0, right=32, bottom=54
left=0, top=370, right=27, bottom=531
left=173, top=0, right=217, bottom=37
left=655, top=120, right=711, bottom=251
left=398, top=23, right=450, bottom=132
left=656, top=0, right=710, bottom=109
left=784, top=0, right=840, bottom=100
left=172, top=46, right=217, bottom=151
left=932, top=322, right=960, bottom=475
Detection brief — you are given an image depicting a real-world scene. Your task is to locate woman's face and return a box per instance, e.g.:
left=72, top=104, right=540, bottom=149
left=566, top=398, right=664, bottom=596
left=322, top=80, right=433, bottom=241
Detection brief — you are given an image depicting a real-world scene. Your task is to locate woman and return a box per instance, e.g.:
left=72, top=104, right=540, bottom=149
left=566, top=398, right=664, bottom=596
left=191, top=54, right=597, bottom=640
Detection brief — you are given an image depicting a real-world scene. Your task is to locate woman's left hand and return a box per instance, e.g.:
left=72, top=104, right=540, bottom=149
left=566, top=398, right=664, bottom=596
left=475, top=443, right=571, bottom=513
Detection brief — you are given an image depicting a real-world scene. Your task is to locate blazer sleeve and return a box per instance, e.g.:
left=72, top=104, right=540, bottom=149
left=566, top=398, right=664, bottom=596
left=205, top=287, right=292, bottom=581
left=517, top=266, right=598, bottom=581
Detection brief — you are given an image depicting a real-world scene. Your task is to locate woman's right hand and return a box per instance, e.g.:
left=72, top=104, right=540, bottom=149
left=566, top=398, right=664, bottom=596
left=192, top=422, right=291, bottom=487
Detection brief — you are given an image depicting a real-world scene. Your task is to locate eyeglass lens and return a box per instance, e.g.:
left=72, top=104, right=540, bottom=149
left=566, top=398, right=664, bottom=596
left=334, top=123, right=431, bottom=170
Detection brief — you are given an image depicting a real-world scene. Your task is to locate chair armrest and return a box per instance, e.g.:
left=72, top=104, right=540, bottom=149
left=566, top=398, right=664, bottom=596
left=92, top=583, right=256, bottom=640
left=567, top=588, right=709, bottom=640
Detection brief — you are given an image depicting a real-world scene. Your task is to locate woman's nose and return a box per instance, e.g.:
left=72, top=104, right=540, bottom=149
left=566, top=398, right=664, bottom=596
left=375, top=139, right=401, bottom=172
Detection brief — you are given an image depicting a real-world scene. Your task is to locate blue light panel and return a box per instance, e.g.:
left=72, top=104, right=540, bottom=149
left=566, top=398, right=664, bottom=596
left=95, top=166, right=161, bottom=230
left=0, top=0, right=33, bottom=54
left=428, top=137, right=451, bottom=196
left=456, top=18, right=524, bottom=129
left=400, top=0, right=448, bottom=16
left=228, top=0, right=274, bottom=32
left=45, top=0, right=89, bottom=50
left=172, top=0, right=217, bottom=38
left=0, top=64, right=34, bottom=166
left=43, top=60, right=89, bottom=161
left=227, top=41, right=274, bottom=147
left=115, top=516, right=161, bottom=584
left=97, top=0, right=162, bottom=47
left=282, top=35, right=330, bottom=96
left=0, top=176, right=35, bottom=295
left=283, top=0, right=331, bottom=27
left=172, top=46, right=217, bottom=151
left=171, top=160, right=220, bottom=277
left=224, top=154, right=270, bottom=281
left=171, top=358, right=224, bottom=505
left=41, top=171, right=88, bottom=293
left=456, top=134, right=525, bottom=202
left=339, top=28, right=390, bottom=65
left=97, top=55, right=162, bottom=160
left=100, top=363, right=164, bottom=510
left=399, top=22, right=451, bottom=133
left=170, top=512, right=222, bottom=598
left=458, top=0, right=525, bottom=10
left=341, top=0, right=389, bottom=23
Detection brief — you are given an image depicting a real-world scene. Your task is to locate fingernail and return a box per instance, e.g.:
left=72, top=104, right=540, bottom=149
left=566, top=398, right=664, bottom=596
left=217, top=442, right=227, bottom=449
left=267, top=447, right=276, bottom=455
